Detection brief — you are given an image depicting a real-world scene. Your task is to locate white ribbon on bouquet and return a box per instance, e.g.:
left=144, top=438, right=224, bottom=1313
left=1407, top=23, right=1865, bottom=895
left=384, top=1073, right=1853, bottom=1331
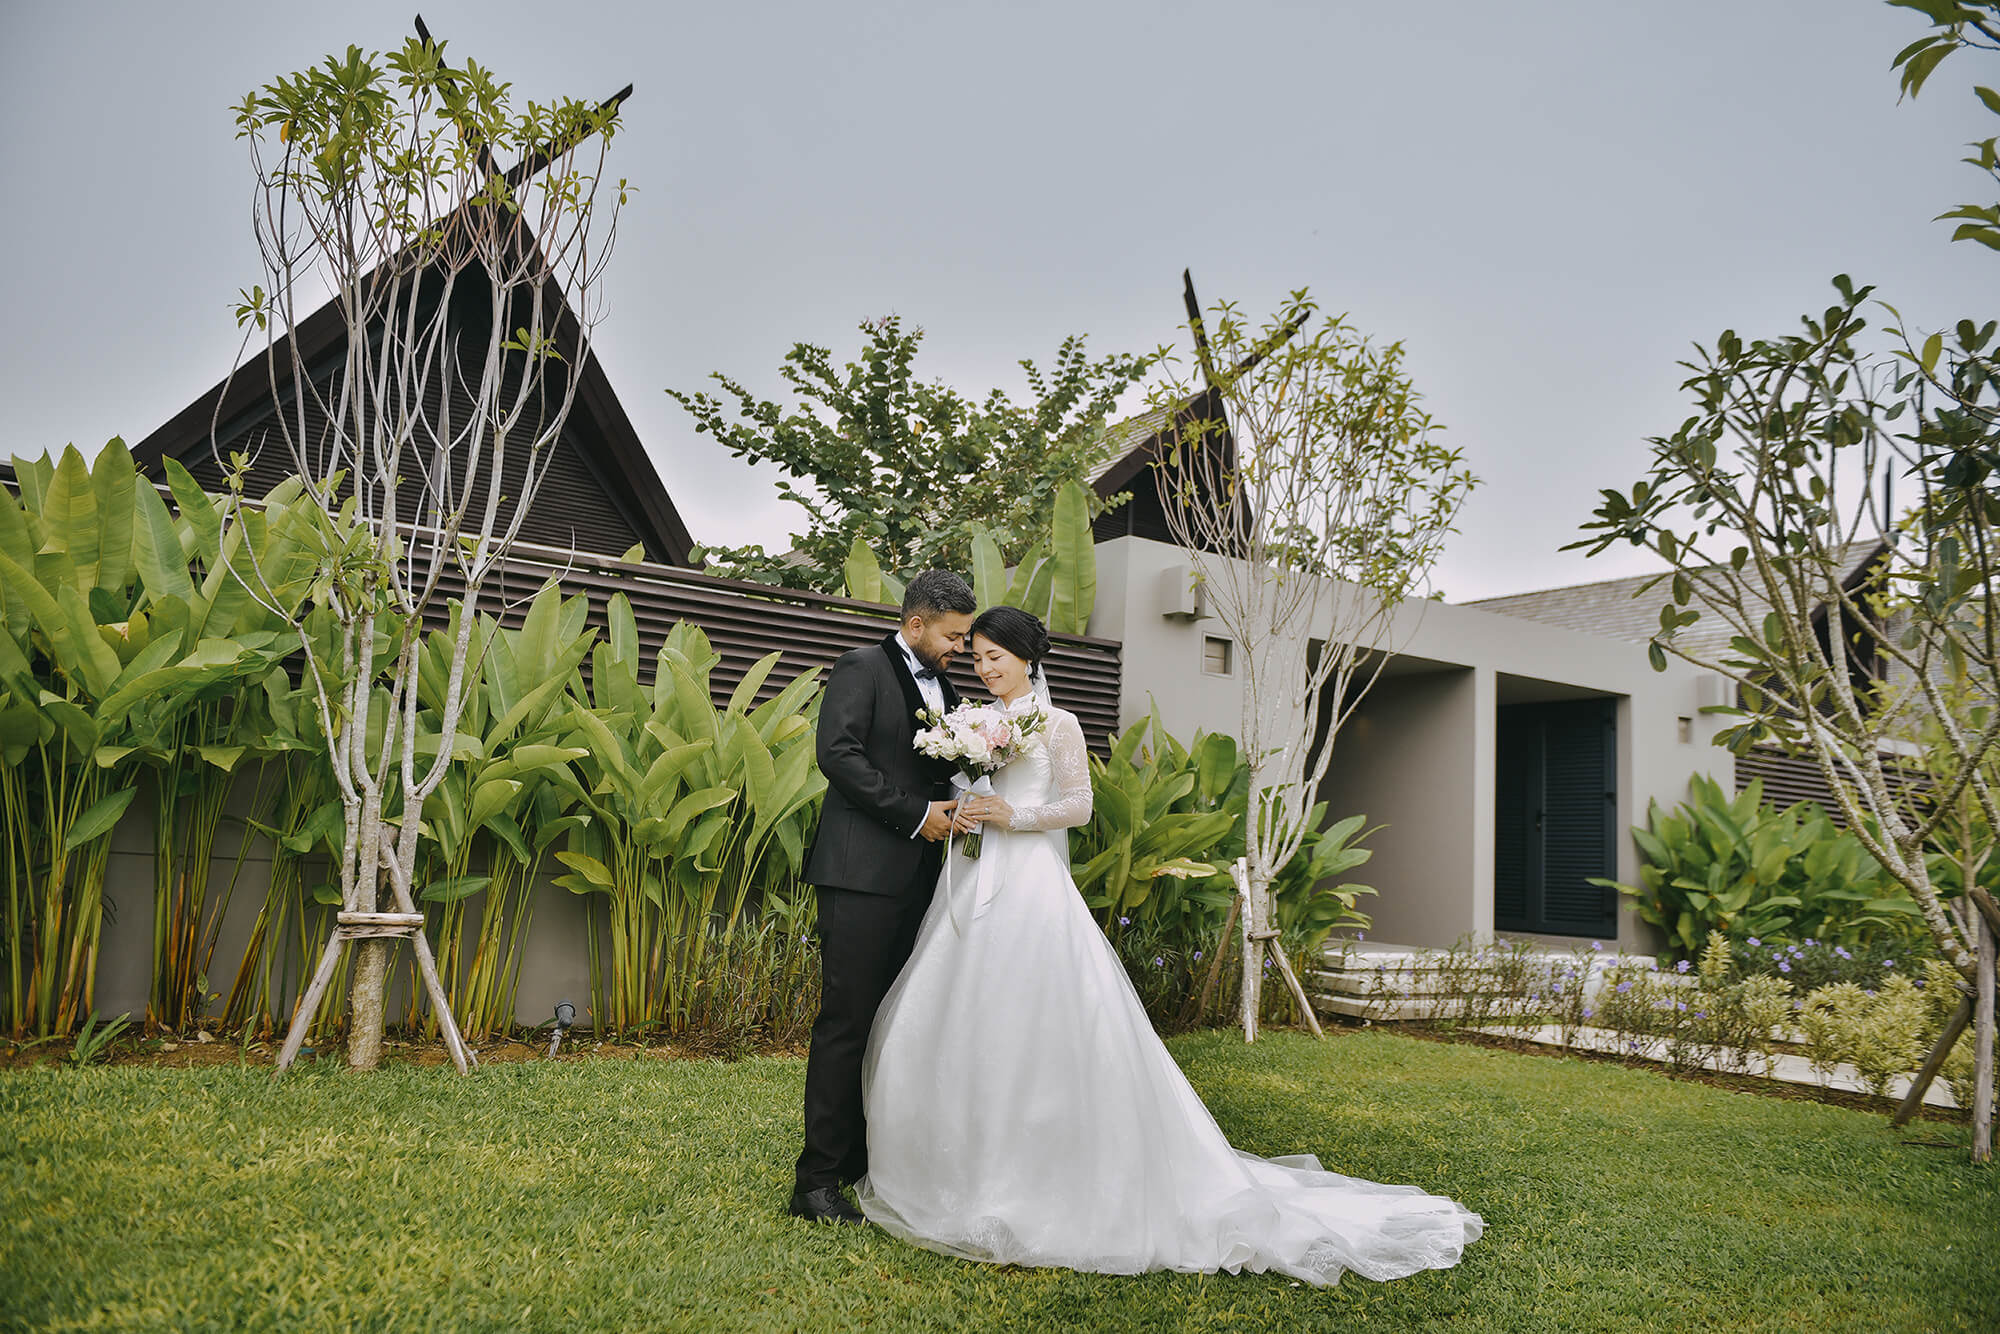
left=943, top=771, right=998, bottom=936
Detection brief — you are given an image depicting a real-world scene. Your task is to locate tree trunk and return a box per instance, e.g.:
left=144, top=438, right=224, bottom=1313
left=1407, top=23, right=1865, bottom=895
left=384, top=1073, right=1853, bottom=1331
left=1186, top=895, right=1240, bottom=1028
left=1892, top=993, right=1972, bottom=1128
left=1975, top=908, right=1994, bottom=1165
left=347, top=938, right=389, bottom=1070
left=1235, top=858, right=1261, bottom=1042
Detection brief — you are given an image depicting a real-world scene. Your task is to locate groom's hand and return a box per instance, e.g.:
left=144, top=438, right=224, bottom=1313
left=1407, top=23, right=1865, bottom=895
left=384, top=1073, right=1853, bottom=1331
left=919, top=800, right=958, bottom=842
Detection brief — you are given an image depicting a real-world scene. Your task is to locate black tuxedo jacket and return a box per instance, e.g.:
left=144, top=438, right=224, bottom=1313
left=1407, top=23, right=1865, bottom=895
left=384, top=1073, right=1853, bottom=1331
left=804, top=633, right=963, bottom=895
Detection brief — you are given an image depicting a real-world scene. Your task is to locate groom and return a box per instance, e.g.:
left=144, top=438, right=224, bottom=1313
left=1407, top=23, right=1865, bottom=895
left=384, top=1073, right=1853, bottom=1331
left=789, top=569, right=977, bottom=1224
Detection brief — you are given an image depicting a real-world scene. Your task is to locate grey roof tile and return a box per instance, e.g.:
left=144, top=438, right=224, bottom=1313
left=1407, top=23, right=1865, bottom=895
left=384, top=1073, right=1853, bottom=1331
left=1461, top=541, right=1883, bottom=656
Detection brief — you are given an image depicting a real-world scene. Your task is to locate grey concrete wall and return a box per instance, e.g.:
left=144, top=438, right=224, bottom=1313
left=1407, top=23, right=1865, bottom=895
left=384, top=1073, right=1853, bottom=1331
left=86, top=768, right=598, bottom=1033
left=1316, top=667, right=1484, bottom=945
left=1092, top=535, right=1735, bottom=953
left=1086, top=538, right=1247, bottom=742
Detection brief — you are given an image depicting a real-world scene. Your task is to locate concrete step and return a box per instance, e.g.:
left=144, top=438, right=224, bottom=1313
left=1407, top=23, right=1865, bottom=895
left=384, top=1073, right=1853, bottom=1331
left=1311, top=939, right=1656, bottom=1007
left=1314, top=993, right=1545, bottom=1022
left=1310, top=971, right=1538, bottom=1000
left=1476, top=1023, right=1961, bottom=1109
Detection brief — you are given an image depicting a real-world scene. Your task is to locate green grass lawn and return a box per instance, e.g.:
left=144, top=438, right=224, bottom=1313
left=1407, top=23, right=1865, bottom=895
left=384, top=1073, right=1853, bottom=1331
left=2, top=1029, right=1995, bottom=1334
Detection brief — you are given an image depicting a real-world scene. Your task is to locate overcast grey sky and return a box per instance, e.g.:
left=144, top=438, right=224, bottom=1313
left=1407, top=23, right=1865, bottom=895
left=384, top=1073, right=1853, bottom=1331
left=2, top=1, right=1992, bottom=600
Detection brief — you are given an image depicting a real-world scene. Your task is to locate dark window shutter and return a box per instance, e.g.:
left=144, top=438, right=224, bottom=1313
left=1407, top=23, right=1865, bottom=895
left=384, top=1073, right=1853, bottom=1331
left=1537, top=700, right=1617, bottom=937
left=1494, top=711, right=1534, bottom=931
left=1494, top=698, right=1617, bottom=938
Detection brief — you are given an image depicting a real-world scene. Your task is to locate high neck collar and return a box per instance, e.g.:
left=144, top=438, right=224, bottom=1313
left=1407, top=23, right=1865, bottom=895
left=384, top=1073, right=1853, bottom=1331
left=994, top=690, right=1037, bottom=713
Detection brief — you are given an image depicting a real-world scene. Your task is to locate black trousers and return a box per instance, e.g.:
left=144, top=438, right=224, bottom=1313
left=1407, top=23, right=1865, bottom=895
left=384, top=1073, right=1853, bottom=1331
left=794, top=872, right=936, bottom=1193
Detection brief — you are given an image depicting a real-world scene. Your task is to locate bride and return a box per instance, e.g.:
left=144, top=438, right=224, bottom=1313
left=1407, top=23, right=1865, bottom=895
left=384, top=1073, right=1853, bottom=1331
left=855, top=605, right=1484, bottom=1286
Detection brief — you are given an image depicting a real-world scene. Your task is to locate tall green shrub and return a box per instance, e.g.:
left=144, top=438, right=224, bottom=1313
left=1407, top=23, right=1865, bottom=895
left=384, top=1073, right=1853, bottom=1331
left=126, top=460, right=318, bottom=1032
left=1595, top=775, right=1923, bottom=959
left=1071, top=712, right=1374, bottom=1027
left=403, top=587, right=596, bottom=1041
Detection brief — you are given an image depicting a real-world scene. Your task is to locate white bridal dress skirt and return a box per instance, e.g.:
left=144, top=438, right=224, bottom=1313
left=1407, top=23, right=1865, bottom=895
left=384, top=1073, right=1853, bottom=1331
left=855, top=823, right=1483, bottom=1286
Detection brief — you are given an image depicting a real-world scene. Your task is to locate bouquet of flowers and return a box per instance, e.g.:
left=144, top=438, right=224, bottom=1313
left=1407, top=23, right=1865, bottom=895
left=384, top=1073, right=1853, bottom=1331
left=912, top=700, right=1049, bottom=858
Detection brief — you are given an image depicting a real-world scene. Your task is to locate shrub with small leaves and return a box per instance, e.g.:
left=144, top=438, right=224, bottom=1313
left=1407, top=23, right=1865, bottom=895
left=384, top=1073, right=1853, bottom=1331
left=1795, top=977, right=1932, bottom=1098
left=1591, top=966, right=1667, bottom=1060
left=1678, top=932, right=1795, bottom=1076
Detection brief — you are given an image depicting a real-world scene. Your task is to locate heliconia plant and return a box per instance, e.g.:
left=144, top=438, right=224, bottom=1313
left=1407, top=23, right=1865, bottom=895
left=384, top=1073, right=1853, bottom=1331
left=0, top=442, right=304, bottom=1039
left=124, top=460, right=320, bottom=1033
left=1073, top=710, right=1374, bottom=953
left=223, top=744, right=341, bottom=1037
left=1591, top=775, right=1921, bottom=960
left=556, top=608, right=824, bottom=1037
left=400, top=585, right=597, bottom=1041
left=839, top=479, right=1100, bottom=635
left=967, top=479, right=1099, bottom=635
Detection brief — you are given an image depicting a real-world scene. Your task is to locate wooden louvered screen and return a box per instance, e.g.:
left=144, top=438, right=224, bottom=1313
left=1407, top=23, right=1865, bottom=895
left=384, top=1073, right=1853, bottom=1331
left=1733, top=745, right=1930, bottom=827
left=423, top=545, right=1126, bottom=754
left=1736, top=747, right=1838, bottom=813
left=1494, top=699, right=1618, bottom=938
left=130, top=469, right=1123, bottom=750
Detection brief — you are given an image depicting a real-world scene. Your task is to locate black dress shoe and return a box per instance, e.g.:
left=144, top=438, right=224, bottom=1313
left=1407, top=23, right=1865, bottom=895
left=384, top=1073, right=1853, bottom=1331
left=788, top=1186, right=865, bottom=1225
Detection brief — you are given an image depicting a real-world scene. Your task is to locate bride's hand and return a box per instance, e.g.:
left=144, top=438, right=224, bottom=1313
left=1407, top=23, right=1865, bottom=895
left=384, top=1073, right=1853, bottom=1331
left=960, top=795, right=1013, bottom=828
left=950, top=805, right=983, bottom=833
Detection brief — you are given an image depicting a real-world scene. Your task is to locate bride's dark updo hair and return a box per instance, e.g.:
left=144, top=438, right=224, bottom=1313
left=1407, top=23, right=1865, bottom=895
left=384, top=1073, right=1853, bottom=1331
left=969, top=605, right=1051, bottom=674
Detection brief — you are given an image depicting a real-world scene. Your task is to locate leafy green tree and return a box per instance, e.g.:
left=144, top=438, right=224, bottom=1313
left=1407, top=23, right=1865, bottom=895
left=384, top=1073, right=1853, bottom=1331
left=1891, top=0, right=2000, bottom=252
left=1566, top=0, right=2000, bottom=1159
left=668, top=316, right=1153, bottom=590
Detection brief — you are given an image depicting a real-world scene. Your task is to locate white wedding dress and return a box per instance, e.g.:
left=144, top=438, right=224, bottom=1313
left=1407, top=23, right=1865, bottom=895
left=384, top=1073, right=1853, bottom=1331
left=855, top=697, right=1483, bottom=1286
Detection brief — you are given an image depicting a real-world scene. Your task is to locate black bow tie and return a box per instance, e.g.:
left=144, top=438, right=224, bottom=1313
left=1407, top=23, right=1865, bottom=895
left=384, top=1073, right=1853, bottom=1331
left=913, top=665, right=938, bottom=681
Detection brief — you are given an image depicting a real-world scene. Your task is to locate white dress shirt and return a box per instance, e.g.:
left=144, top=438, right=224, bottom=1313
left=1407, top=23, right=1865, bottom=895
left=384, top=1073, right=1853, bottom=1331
left=899, top=634, right=946, bottom=716
left=899, top=634, right=946, bottom=838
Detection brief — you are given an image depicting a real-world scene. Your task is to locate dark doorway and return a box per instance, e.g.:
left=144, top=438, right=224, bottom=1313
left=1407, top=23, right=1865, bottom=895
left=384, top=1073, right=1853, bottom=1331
left=1495, top=698, right=1618, bottom=938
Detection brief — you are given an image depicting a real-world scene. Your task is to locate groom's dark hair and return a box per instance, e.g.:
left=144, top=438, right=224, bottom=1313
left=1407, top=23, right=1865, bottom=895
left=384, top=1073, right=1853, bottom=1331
left=902, top=570, right=976, bottom=620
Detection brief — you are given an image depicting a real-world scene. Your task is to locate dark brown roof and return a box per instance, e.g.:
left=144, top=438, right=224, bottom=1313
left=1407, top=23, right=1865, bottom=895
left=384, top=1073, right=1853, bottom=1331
left=129, top=242, right=694, bottom=567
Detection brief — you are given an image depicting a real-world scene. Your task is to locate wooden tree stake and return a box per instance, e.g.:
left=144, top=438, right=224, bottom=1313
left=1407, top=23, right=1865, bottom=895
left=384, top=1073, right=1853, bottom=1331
left=1974, top=908, right=1994, bottom=1164
left=275, top=890, right=471, bottom=1074
left=1893, top=994, right=1973, bottom=1128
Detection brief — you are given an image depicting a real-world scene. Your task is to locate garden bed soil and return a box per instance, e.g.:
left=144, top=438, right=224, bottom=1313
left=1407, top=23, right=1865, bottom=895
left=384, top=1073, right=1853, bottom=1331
left=0, top=1026, right=813, bottom=1071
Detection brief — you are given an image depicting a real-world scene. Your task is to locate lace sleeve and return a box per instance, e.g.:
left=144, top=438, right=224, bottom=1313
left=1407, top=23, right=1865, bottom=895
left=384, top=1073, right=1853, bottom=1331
left=1007, top=712, right=1093, bottom=832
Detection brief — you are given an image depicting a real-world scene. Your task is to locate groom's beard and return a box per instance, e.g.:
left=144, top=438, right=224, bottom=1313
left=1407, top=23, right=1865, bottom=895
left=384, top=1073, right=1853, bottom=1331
left=914, top=644, right=952, bottom=674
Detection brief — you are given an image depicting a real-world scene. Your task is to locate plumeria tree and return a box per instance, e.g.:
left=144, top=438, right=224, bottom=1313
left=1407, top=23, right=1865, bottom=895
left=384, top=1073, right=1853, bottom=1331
left=1151, top=291, right=1476, bottom=1039
left=1570, top=0, right=2000, bottom=1160
left=220, top=38, right=627, bottom=1071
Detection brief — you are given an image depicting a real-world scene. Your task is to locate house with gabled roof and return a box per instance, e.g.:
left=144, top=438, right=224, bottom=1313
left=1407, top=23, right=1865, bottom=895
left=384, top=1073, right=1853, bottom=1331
left=1079, top=382, right=1739, bottom=954
left=1083, top=381, right=1915, bottom=957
